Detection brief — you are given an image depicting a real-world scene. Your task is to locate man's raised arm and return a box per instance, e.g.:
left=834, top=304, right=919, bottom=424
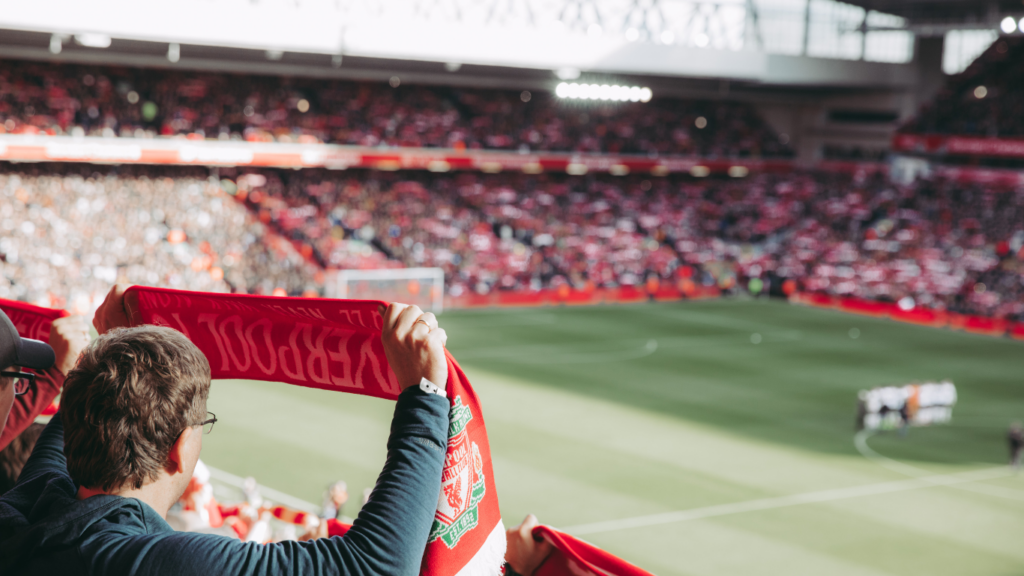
left=96, top=303, right=452, bottom=576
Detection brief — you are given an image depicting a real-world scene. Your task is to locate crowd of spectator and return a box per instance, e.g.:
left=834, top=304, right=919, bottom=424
left=0, top=164, right=320, bottom=311
left=247, top=167, right=1024, bottom=320
left=0, top=59, right=791, bottom=158
left=3, top=163, right=1022, bottom=321
left=900, top=36, right=1024, bottom=138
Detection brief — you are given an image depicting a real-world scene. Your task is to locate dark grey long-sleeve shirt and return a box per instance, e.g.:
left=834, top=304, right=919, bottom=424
left=0, top=386, right=448, bottom=575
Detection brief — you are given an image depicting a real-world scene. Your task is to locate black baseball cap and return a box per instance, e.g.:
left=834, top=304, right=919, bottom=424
left=0, top=309, right=55, bottom=371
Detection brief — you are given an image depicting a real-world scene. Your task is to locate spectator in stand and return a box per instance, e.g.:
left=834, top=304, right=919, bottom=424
left=0, top=287, right=452, bottom=575
left=321, top=480, right=348, bottom=522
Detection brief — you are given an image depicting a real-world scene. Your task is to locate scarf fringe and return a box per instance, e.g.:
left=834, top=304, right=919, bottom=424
left=452, top=519, right=506, bottom=576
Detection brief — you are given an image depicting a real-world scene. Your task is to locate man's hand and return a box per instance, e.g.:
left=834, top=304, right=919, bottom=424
left=50, top=316, right=91, bottom=376
left=505, top=514, right=553, bottom=576
left=93, top=284, right=133, bottom=335
left=379, top=303, right=448, bottom=391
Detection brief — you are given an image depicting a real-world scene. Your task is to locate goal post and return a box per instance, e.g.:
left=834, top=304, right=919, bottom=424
left=327, top=268, right=445, bottom=313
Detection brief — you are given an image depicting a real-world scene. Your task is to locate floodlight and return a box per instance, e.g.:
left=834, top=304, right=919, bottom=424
left=556, top=83, right=652, bottom=103
left=1019, top=17, right=1024, bottom=33
left=1001, top=16, right=1017, bottom=33
left=75, top=33, right=111, bottom=48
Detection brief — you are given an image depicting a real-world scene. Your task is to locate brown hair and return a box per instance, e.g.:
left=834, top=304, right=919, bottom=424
left=61, top=325, right=210, bottom=491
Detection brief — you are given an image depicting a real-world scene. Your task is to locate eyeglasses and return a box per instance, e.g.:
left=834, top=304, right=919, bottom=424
left=198, top=412, right=217, bottom=435
left=1, top=371, right=36, bottom=396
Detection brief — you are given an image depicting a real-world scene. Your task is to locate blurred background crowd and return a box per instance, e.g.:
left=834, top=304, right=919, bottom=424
left=3, top=163, right=1021, bottom=321
left=0, top=59, right=791, bottom=158
left=0, top=164, right=320, bottom=313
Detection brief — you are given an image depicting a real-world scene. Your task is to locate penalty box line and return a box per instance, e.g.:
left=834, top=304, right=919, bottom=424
left=562, top=466, right=1012, bottom=536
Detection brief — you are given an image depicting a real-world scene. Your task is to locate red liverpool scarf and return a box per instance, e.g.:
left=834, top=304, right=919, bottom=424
left=119, top=287, right=653, bottom=576
left=0, top=299, right=67, bottom=343
left=123, top=287, right=505, bottom=575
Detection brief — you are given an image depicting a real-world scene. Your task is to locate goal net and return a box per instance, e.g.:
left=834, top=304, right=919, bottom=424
left=327, top=268, right=445, bottom=313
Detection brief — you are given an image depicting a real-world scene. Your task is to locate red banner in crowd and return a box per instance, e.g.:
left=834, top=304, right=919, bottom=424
left=892, top=133, right=1024, bottom=159
left=447, top=285, right=720, bottom=309
left=123, top=287, right=653, bottom=576
left=0, top=134, right=792, bottom=176
left=1010, top=323, right=1024, bottom=341
left=791, top=292, right=1019, bottom=338
left=0, top=298, right=68, bottom=343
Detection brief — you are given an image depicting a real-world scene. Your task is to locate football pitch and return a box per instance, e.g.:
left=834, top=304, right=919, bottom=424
left=201, top=299, right=1024, bottom=575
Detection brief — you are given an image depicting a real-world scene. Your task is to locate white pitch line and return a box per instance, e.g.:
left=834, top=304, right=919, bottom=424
left=562, top=466, right=1011, bottom=536
left=855, top=429, right=1024, bottom=502
left=206, top=465, right=321, bottom=513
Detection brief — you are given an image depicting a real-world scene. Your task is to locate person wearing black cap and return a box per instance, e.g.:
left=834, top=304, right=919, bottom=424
left=0, top=310, right=57, bottom=441
left=0, top=311, right=89, bottom=451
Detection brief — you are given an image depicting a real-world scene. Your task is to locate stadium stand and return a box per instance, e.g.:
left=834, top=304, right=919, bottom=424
left=0, top=164, right=320, bottom=310
left=248, top=167, right=1024, bottom=320
left=900, top=37, right=1024, bottom=138
left=0, top=59, right=791, bottom=157
left=3, top=163, right=1021, bottom=321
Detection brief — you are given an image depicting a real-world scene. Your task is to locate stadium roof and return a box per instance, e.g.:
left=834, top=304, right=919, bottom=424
left=844, top=0, right=1022, bottom=28
left=6, top=0, right=1010, bottom=90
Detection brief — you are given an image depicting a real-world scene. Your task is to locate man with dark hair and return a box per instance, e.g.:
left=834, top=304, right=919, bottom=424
left=62, top=325, right=212, bottom=495
left=0, top=286, right=452, bottom=575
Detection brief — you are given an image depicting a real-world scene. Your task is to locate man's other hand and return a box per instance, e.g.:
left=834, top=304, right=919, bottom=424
left=50, top=316, right=91, bottom=376
left=505, top=514, right=553, bottom=576
left=379, top=303, right=448, bottom=392
left=93, top=284, right=133, bottom=335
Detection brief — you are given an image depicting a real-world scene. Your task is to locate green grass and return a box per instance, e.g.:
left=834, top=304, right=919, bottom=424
left=201, top=299, right=1024, bottom=575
